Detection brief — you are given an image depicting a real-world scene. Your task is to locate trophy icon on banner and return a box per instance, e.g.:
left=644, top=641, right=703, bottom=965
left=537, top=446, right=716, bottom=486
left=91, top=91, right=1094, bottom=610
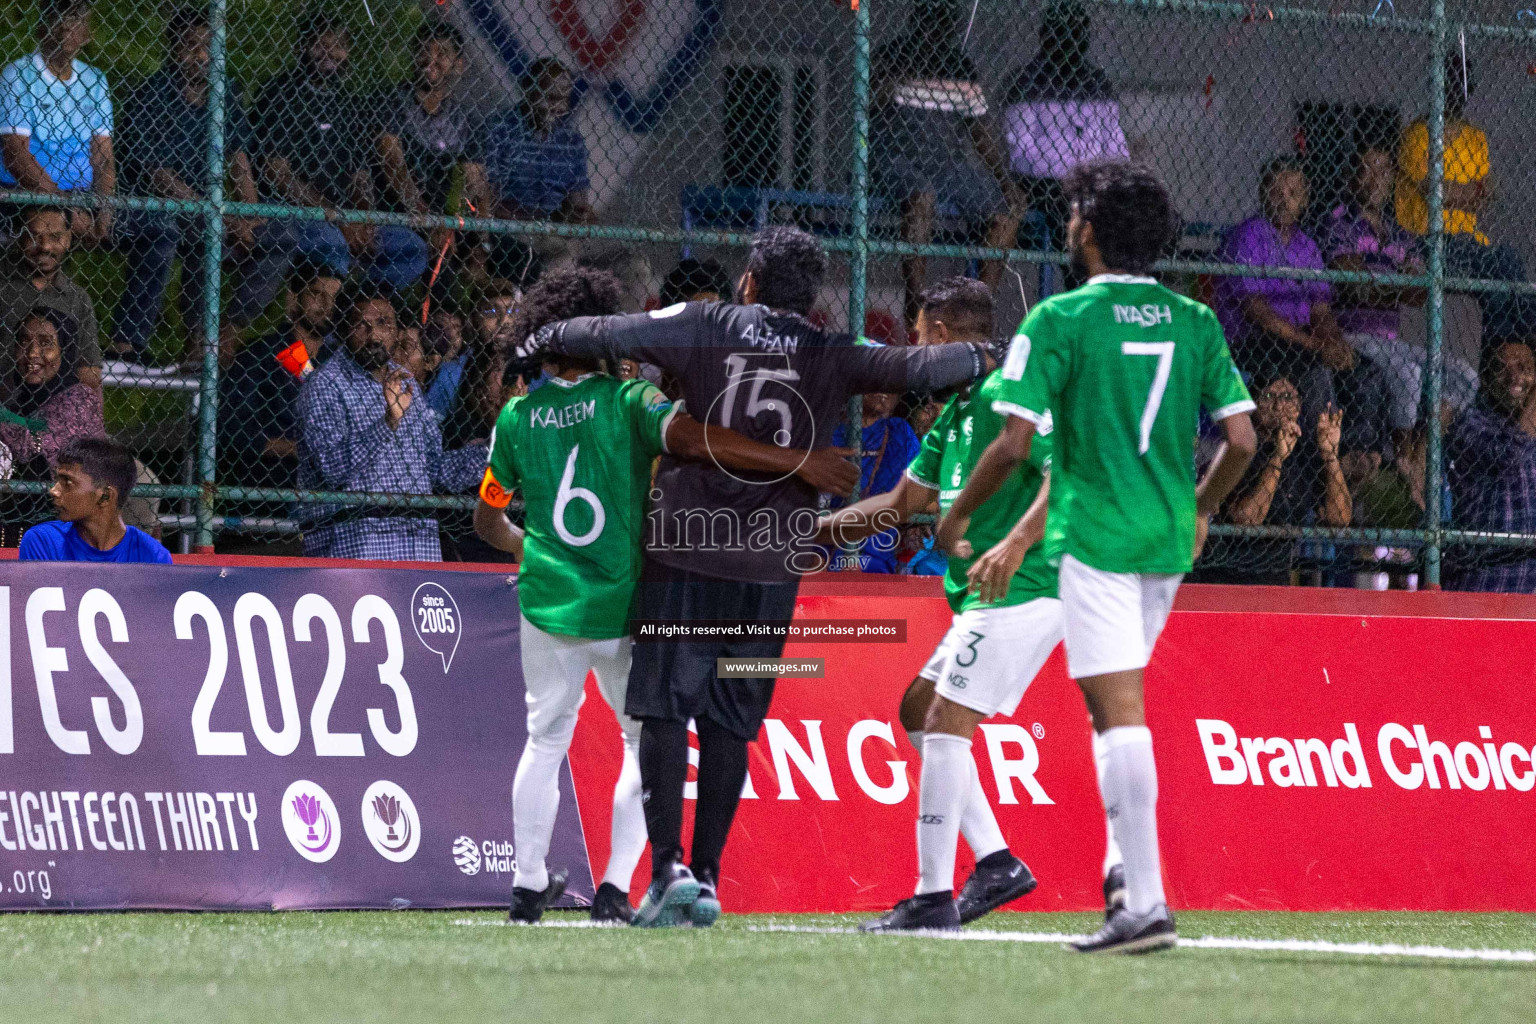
left=373, top=794, right=403, bottom=843
left=293, top=793, right=322, bottom=843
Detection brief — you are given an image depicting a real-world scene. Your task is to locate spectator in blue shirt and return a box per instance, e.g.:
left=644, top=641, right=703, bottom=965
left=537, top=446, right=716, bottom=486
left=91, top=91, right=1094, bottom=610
left=486, top=59, right=594, bottom=223
left=111, top=6, right=262, bottom=366
left=296, top=281, right=486, bottom=561
left=18, top=436, right=172, bottom=563
left=830, top=391, right=922, bottom=573
left=0, top=0, right=116, bottom=247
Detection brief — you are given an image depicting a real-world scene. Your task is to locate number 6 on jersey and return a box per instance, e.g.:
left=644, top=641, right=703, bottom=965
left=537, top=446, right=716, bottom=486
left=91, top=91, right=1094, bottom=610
left=553, top=444, right=606, bottom=546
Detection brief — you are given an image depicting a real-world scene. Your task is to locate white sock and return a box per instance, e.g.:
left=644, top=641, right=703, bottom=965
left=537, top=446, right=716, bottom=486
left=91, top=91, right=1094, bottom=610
left=907, top=728, right=1008, bottom=863
left=1099, top=726, right=1165, bottom=915
left=1091, top=729, right=1124, bottom=878
left=602, top=734, right=646, bottom=890
left=915, top=733, right=972, bottom=895
left=511, top=735, right=566, bottom=892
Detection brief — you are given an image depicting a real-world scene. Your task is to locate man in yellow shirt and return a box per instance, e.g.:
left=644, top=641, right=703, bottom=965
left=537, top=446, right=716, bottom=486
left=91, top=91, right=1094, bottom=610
left=1396, top=53, right=1529, bottom=339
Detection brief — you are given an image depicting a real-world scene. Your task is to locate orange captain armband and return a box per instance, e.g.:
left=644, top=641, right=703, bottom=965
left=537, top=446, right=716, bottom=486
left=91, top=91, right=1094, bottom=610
left=479, top=467, right=513, bottom=509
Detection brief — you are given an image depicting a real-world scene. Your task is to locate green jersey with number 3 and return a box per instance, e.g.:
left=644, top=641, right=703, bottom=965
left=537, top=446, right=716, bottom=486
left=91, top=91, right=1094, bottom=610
left=994, top=275, right=1255, bottom=575
left=907, top=371, right=1056, bottom=613
left=485, top=374, right=677, bottom=639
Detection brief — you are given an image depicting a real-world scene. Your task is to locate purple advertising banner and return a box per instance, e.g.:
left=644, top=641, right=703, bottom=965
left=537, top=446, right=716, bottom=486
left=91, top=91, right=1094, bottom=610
left=0, top=562, right=593, bottom=910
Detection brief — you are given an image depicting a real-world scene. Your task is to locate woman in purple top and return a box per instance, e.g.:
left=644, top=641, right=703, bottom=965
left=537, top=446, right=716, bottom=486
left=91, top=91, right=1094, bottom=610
left=0, top=306, right=105, bottom=542
left=1325, top=145, right=1476, bottom=432
left=1218, top=157, right=1354, bottom=429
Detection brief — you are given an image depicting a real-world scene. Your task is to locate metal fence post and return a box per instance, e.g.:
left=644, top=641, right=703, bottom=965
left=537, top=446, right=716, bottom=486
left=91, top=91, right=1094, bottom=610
left=195, top=0, right=229, bottom=552
left=843, top=0, right=873, bottom=522
left=1423, top=0, right=1448, bottom=588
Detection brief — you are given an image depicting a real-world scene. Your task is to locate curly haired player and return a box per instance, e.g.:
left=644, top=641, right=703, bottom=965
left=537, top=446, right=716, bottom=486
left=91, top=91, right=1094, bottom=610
left=473, top=266, right=857, bottom=924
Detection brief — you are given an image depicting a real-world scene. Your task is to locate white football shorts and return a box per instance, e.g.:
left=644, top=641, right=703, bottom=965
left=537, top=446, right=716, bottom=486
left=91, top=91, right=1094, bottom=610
left=928, top=597, right=1064, bottom=717
left=1059, top=554, right=1182, bottom=680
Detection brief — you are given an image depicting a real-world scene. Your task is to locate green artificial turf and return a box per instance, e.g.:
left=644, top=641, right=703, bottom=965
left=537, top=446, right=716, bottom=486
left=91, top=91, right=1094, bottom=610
left=0, top=910, right=1531, bottom=1023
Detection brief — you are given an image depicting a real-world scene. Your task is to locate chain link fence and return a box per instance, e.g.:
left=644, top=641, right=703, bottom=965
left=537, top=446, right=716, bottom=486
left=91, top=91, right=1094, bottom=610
left=0, top=0, right=1531, bottom=586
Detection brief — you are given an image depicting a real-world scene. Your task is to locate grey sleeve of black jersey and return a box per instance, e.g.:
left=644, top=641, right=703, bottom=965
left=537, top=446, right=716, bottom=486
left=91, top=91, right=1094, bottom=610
left=547, top=302, right=706, bottom=374
left=842, top=341, right=988, bottom=395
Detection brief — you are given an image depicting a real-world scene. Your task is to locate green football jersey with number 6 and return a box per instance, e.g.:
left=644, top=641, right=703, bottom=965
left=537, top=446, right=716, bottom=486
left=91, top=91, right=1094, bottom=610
left=484, top=374, right=678, bottom=639
left=994, top=275, right=1255, bottom=575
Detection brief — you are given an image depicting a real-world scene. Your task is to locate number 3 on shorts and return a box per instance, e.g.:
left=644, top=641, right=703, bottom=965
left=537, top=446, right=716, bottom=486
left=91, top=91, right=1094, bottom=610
left=954, top=630, right=985, bottom=667
left=1121, top=341, right=1175, bottom=455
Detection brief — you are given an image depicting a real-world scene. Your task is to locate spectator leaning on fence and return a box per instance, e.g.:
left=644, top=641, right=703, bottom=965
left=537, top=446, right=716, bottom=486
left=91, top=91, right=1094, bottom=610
left=870, top=0, right=1025, bottom=330
left=295, top=281, right=486, bottom=561
left=372, top=23, right=492, bottom=265
left=111, top=5, right=262, bottom=368
left=0, top=204, right=101, bottom=389
left=219, top=259, right=343, bottom=490
left=1198, top=373, right=1350, bottom=586
left=0, top=0, right=115, bottom=248
left=1396, top=53, right=1533, bottom=341
left=18, top=436, right=170, bottom=563
left=1445, top=340, right=1536, bottom=593
left=1001, top=0, right=1128, bottom=254
left=237, top=13, right=429, bottom=328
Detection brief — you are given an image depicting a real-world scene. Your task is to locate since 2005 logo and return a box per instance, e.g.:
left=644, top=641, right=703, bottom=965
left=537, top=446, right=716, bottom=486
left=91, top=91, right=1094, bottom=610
left=282, top=780, right=341, bottom=863
left=411, top=582, right=463, bottom=673
left=361, top=781, right=421, bottom=863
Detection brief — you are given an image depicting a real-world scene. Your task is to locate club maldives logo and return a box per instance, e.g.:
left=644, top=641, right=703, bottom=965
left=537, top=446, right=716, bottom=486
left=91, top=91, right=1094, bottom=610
left=361, top=781, right=421, bottom=863
left=452, top=835, right=481, bottom=875
left=452, top=836, right=516, bottom=876
left=281, top=781, right=340, bottom=863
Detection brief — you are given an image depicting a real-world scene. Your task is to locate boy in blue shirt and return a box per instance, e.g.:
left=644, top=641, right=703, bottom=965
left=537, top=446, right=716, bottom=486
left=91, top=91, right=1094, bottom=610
left=19, top=436, right=171, bottom=563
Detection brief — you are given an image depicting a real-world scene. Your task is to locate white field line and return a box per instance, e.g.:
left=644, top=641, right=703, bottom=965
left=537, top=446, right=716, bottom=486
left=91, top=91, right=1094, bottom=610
left=452, top=918, right=618, bottom=929
left=746, top=924, right=1536, bottom=964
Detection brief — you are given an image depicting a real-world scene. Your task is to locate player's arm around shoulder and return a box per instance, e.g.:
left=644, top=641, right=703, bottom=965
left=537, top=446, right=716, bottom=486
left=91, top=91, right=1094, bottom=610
left=656, top=384, right=861, bottom=499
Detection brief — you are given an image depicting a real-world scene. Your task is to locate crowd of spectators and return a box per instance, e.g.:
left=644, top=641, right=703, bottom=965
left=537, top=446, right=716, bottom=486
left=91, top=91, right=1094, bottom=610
left=2, top=0, right=1536, bottom=588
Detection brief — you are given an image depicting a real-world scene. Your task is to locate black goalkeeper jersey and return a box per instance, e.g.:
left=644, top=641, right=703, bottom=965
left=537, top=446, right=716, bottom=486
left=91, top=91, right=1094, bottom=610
left=546, top=301, right=988, bottom=583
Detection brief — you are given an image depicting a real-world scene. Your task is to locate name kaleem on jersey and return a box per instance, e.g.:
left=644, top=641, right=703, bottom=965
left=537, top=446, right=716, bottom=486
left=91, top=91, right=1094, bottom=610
left=530, top=399, right=598, bottom=430
left=1113, top=303, right=1174, bottom=327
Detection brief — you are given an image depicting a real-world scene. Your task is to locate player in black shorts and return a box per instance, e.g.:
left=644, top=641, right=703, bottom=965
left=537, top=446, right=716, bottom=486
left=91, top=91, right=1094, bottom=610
left=518, top=227, right=998, bottom=926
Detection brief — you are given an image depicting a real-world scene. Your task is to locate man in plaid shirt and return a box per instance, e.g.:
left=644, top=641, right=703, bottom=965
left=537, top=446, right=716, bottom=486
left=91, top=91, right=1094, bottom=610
left=1447, top=340, right=1536, bottom=592
left=296, top=281, right=486, bottom=560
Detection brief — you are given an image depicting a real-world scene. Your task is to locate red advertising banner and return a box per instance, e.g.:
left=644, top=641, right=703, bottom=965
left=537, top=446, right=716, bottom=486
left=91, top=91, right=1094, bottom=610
left=567, top=581, right=1536, bottom=914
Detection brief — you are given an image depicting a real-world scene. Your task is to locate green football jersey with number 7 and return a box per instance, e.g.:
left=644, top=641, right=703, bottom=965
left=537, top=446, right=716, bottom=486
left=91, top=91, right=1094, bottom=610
left=993, top=275, right=1255, bottom=575
left=482, top=373, right=678, bottom=639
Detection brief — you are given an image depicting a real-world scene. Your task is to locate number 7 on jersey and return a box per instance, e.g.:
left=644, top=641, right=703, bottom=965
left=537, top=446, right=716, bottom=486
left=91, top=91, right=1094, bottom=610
left=1121, top=341, right=1175, bottom=455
